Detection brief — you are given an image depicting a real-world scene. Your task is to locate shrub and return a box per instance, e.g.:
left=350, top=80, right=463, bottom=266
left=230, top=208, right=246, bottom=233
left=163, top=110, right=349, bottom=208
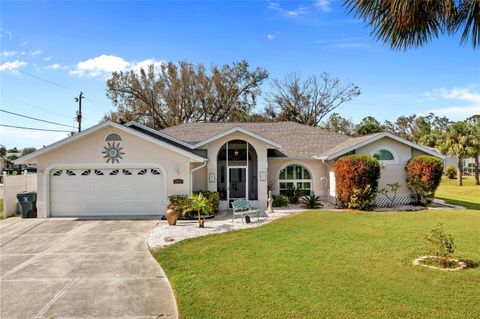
left=406, top=155, right=444, bottom=206
left=284, top=184, right=301, bottom=204
left=378, top=182, right=400, bottom=207
left=425, top=224, right=456, bottom=268
left=445, top=166, right=457, bottom=179
left=300, top=194, right=323, bottom=209
left=185, top=193, right=212, bottom=228
left=333, top=155, right=381, bottom=210
left=169, top=191, right=219, bottom=218
left=194, top=191, right=220, bottom=214
left=272, top=194, right=289, bottom=207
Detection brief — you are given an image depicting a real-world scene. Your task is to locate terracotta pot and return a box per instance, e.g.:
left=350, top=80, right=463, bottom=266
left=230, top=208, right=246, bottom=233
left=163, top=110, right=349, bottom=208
left=165, top=208, right=177, bottom=226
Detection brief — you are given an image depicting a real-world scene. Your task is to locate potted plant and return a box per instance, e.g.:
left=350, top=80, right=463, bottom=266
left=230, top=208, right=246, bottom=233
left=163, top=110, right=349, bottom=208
left=185, top=193, right=212, bottom=228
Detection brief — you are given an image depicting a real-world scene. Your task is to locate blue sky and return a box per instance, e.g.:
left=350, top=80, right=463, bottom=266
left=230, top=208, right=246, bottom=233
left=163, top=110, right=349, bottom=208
left=1, top=0, right=479, bottom=148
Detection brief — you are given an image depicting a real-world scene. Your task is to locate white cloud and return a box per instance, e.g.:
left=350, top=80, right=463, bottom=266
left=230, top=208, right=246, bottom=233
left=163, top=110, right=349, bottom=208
left=315, top=0, right=332, bottom=12
left=314, top=37, right=371, bottom=49
left=0, top=51, right=16, bottom=57
left=46, top=63, right=62, bottom=70
left=267, top=2, right=310, bottom=18
left=30, top=50, right=43, bottom=56
left=43, top=56, right=51, bottom=61
left=267, top=33, right=275, bottom=40
left=0, top=60, right=27, bottom=72
left=0, top=28, right=13, bottom=39
left=424, top=86, right=480, bottom=118
left=70, top=54, right=130, bottom=77
left=70, top=54, right=164, bottom=78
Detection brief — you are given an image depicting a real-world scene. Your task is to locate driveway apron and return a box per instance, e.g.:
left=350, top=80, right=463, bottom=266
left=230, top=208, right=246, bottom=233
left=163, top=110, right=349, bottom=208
left=0, top=218, right=178, bottom=319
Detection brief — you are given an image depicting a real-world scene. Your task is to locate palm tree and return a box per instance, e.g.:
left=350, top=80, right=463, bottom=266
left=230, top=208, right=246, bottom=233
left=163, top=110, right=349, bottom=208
left=467, top=115, right=480, bottom=185
left=344, top=0, right=480, bottom=49
left=437, top=121, right=476, bottom=186
left=186, top=193, right=212, bottom=228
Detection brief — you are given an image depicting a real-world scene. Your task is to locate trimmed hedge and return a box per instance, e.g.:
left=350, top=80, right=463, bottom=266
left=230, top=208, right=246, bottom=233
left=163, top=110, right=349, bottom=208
left=333, top=155, right=381, bottom=210
left=406, top=155, right=444, bottom=206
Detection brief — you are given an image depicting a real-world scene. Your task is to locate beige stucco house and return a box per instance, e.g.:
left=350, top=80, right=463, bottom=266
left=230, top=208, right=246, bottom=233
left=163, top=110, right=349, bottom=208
left=16, top=120, right=442, bottom=218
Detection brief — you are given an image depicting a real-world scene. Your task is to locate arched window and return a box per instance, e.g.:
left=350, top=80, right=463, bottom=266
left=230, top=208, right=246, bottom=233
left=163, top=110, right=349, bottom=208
left=105, top=133, right=122, bottom=142
left=373, top=149, right=395, bottom=161
left=278, top=164, right=312, bottom=196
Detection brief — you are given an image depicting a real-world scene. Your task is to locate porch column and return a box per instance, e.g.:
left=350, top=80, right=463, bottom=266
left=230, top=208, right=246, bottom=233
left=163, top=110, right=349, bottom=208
left=256, top=148, right=268, bottom=210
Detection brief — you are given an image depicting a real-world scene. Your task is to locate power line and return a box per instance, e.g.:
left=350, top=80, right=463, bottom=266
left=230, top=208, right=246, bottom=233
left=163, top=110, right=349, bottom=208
left=16, top=69, right=112, bottom=111
left=0, top=123, right=73, bottom=133
left=0, top=109, right=75, bottom=128
left=1, top=94, right=74, bottom=119
left=17, top=69, right=78, bottom=92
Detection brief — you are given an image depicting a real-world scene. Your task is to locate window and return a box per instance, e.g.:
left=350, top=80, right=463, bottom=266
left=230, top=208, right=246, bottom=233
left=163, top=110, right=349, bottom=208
left=66, top=170, right=76, bottom=176
left=81, top=169, right=91, bottom=176
left=94, top=170, right=104, bottom=176
left=278, top=164, right=312, bottom=196
left=373, top=149, right=395, bottom=161
left=109, top=169, right=119, bottom=175
left=52, top=170, right=62, bottom=176
left=105, top=133, right=122, bottom=142
left=122, top=169, right=132, bottom=175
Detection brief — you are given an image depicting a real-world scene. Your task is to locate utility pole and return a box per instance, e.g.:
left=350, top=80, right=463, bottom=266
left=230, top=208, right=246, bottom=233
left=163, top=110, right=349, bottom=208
left=75, top=92, right=84, bottom=132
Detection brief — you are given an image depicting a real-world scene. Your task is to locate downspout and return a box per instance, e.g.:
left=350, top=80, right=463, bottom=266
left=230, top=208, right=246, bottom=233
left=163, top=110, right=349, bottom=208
left=190, top=159, right=208, bottom=195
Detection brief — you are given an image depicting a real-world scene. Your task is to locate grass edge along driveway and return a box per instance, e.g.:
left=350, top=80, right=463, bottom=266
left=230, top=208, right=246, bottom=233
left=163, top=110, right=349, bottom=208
left=153, top=210, right=480, bottom=319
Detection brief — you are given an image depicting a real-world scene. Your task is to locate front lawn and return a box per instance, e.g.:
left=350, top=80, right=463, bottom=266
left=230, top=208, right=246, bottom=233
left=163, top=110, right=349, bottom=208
left=153, top=210, right=480, bottom=318
left=436, top=176, right=480, bottom=210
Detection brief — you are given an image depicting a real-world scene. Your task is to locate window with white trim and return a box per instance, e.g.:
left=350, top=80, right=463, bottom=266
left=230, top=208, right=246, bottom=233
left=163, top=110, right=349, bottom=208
left=105, top=133, right=122, bottom=142
left=278, top=164, right=312, bottom=196
left=373, top=149, right=395, bottom=161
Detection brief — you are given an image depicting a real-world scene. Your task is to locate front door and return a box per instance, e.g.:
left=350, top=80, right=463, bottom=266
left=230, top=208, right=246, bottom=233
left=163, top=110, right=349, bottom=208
left=228, top=167, right=247, bottom=202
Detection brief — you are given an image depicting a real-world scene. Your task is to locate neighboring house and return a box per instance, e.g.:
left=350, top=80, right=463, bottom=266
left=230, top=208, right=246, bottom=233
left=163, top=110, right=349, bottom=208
left=443, top=155, right=479, bottom=174
left=0, top=156, right=13, bottom=173
left=15, top=120, right=442, bottom=218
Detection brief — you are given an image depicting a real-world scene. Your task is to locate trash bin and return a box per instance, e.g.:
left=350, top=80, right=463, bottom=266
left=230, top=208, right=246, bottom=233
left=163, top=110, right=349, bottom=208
left=16, top=192, right=37, bottom=218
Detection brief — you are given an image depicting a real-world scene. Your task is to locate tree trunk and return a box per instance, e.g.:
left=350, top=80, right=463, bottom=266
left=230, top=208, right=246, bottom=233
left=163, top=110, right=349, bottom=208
left=475, top=155, right=479, bottom=185
left=457, top=157, right=463, bottom=186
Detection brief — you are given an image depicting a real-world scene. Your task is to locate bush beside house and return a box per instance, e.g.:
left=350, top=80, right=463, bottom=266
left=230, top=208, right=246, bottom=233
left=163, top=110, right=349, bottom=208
left=333, top=155, right=381, bottom=210
left=168, top=191, right=220, bottom=219
left=406, top=155, right=444, bottom=205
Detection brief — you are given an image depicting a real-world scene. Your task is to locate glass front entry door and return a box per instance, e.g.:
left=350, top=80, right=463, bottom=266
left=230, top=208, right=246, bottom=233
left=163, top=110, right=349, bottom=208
left=228, top=167, right=247, bottom=200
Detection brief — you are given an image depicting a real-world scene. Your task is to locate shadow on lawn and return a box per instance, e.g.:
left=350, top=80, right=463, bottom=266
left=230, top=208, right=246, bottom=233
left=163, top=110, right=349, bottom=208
left=436, top=197, right=480, bottom=210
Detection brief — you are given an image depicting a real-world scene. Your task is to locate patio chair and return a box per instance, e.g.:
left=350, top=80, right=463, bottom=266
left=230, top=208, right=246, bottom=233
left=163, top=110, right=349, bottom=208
left=231, top=199, right=260, bottom=223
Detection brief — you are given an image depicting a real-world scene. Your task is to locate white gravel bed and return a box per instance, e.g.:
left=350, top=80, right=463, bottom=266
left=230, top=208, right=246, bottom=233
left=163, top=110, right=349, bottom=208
left=148, top=208, right=307, bottom=248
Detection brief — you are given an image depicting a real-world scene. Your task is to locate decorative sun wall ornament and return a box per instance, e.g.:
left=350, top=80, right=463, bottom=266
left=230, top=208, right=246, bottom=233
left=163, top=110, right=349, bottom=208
left=102, top=142, right=125, bottom=164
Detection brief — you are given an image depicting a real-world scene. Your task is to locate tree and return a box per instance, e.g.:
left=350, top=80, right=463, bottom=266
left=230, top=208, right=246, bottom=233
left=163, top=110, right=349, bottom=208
left=21, top=147, right=37, bottom=156
left=0, top=145, right=6, bottom=156
left=344, top=0, right=480, bottom=49
left=437, top=121, right=476, bottom=186
left=106, top=60, right=268, bottom=129
left=320, top=112, right=356, bottom=135
left=384, top=113, right=451, bottom=146
left=264, top=73, right=360, bottom=126
left=355, top=116, right=385, bottom=135
left=466, top=115, right=480, bottom=185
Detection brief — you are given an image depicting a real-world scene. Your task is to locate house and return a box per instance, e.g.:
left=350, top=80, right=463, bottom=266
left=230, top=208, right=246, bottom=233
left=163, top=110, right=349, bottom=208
left=0, top=156, right=13, bottom=173
left=443, top=155, right=479, bottom=174
left=15, top=120, right=442, bottom=218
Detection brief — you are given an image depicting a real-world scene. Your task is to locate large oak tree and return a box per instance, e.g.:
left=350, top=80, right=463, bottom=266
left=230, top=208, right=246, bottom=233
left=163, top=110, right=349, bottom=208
left=105, top=60, right=268, bottom=129
left=264, top=73, right=360, bottom=126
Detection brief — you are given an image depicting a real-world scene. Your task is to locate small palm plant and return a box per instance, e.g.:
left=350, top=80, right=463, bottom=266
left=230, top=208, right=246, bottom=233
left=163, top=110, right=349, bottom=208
left=300, top=194, right=323, bottom=209
left=186, top=193, right=212, bottom=228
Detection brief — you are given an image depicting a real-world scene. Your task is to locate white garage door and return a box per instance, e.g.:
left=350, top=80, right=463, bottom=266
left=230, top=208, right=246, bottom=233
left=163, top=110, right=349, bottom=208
left=50, top=168, right=166, bottom=217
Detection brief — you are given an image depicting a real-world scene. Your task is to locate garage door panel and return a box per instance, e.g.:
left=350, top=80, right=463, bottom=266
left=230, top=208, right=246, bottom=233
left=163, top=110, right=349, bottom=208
left=50, top=168, right=166, bottom=217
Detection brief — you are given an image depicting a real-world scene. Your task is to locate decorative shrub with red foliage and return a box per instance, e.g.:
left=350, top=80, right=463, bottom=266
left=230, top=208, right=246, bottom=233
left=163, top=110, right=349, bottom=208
left=333, top=155, right=381, bottom=210
left=406, top=155, right=444, bottom=205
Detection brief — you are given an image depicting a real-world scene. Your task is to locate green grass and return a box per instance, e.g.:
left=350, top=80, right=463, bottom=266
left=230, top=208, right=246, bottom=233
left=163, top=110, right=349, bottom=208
left=436, top=176, right=480, bottom=210
left=153, top=210, right=480, bottom=318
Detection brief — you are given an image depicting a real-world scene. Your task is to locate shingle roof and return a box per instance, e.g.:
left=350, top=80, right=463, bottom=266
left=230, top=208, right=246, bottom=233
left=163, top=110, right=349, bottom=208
left=319, top=132, right=384, bottom=159
left=160, top=121, right=352, bottom=158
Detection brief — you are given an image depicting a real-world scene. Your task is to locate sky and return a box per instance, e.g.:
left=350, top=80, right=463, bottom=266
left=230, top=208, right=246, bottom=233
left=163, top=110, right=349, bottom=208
left=1, top=0, right=479, bottom=148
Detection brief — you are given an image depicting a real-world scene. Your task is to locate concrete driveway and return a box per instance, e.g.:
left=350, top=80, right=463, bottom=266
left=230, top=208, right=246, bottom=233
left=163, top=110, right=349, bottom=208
left=0, top=217, right=178, bottom=319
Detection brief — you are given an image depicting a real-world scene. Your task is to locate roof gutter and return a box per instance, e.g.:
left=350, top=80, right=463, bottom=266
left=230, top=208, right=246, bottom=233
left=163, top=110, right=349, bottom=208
left=189, top=159, right=208, bottom=195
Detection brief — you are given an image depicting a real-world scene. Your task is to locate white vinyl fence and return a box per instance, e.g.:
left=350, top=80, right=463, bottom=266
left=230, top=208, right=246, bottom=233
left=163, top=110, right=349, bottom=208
left=1, top=172, right=37, bottom=218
